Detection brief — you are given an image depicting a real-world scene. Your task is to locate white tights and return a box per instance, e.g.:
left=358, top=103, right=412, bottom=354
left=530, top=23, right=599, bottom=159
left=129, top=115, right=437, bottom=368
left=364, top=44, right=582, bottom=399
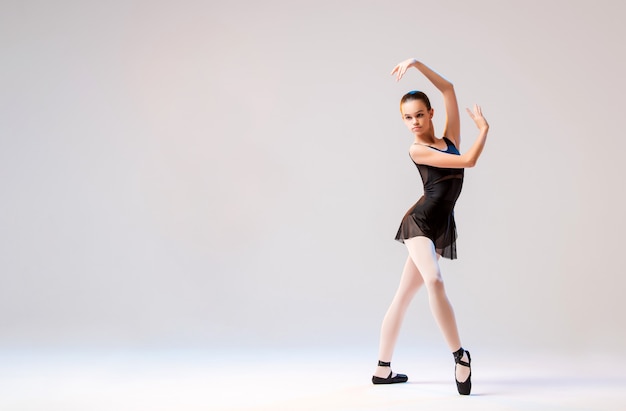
left=374, top=236, right=469, bottom=380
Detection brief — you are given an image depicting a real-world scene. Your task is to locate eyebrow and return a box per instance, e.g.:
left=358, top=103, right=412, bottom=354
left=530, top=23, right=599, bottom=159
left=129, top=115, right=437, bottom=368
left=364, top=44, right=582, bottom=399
left=404, top=110, right=424, bottom=116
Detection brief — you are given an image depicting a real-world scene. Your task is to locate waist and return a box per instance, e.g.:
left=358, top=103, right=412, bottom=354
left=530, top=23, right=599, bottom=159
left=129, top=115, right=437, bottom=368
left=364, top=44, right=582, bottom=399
left=424, top=181, right=462, bottom=200
left=421, top=195, right=459, bottom=205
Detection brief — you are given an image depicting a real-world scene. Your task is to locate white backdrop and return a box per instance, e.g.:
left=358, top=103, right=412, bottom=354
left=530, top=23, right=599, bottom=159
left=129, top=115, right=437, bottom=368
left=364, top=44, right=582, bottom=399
left=1, top=0, right=624, bottom=354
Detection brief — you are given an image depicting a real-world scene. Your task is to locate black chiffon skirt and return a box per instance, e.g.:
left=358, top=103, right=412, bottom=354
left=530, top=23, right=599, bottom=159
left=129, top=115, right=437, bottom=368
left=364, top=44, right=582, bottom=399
left=395, top=196, right=458, bottom=260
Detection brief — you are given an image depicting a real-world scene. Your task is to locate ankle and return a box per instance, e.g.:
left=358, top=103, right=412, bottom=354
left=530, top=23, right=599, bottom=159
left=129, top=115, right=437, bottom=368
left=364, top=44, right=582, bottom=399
left=374, top=360, right=392, bottom=378
left=372, top=360, right=408, bottom=384
left=452, top=347, right=465, bottom=362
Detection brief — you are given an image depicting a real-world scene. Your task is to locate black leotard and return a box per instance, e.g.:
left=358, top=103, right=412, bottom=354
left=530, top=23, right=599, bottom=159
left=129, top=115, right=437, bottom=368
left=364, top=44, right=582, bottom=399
left=394, top=137, right=464, bottom=259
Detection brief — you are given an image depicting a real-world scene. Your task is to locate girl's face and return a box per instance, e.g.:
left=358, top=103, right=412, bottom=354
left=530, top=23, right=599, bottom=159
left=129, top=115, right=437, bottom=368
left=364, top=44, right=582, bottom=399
left=401, top=99, right=433, bottom=136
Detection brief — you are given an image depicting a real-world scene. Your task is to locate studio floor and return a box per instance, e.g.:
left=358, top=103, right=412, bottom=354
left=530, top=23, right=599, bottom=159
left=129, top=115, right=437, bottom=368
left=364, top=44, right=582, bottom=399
left=1, top=346, right=624, bottom=411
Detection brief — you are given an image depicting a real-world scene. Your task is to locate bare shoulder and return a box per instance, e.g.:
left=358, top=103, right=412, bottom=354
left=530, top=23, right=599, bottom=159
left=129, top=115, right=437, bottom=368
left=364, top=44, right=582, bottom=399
left=409, top=143, right=430, bottom=163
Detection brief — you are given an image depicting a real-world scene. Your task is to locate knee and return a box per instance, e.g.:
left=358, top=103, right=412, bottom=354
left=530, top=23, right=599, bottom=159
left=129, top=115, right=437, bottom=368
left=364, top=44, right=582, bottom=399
left=424, top=274, right=445, bottom=293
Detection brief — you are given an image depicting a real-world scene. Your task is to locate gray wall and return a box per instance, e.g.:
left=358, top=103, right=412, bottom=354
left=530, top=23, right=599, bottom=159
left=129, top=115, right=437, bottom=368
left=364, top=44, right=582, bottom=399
left=1, top=0, right=624, bottom=352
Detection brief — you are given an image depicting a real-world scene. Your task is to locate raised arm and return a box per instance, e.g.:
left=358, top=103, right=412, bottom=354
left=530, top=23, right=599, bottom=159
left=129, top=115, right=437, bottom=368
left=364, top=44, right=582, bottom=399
left=391, top=59, right=461, bottom=147
left=409, top=105, right=489, bottom=169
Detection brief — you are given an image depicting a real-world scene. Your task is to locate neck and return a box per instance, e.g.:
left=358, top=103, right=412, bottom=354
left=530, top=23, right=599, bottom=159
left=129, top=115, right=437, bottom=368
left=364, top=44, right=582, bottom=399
left=414, top=129, right=436, bottom=145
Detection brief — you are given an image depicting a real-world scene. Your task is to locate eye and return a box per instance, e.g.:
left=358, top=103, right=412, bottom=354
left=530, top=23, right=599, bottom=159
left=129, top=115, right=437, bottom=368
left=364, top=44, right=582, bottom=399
left=417, top=113, right=424, bottom=118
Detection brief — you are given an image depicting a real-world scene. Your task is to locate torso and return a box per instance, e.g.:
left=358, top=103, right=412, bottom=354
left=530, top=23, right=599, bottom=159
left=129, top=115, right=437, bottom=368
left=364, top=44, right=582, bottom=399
left=410, top=137, right=464, bottom=203
left=394, top=137, right=464, bottom=259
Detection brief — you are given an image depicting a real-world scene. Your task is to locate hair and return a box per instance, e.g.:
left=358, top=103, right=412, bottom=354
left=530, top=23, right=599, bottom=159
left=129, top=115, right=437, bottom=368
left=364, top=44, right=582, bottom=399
left=400, top=90, right=431, bottom=113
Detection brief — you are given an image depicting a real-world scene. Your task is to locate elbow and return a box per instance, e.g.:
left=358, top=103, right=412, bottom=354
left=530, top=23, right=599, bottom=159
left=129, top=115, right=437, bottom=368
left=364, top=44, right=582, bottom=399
left=460, top=154, right=476, bottom=168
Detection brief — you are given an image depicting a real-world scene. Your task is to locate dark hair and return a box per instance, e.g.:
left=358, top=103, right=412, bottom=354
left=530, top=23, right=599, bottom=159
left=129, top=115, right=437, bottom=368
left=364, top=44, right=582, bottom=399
left=400, top=90, right=431, bottom=112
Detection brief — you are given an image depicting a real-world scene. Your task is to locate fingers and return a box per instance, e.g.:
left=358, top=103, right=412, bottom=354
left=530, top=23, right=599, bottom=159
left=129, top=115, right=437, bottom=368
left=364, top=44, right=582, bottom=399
left=391, top=59, right=413, bottom=81
left=466, top=104, right=489, bottom=130
left=466, top=104, right=483, bottom=117
left=396, top=65, right=406, bottom=81
left=390, top=65, right=402, bottom=81
left=391, top=64, right=405, bottom=81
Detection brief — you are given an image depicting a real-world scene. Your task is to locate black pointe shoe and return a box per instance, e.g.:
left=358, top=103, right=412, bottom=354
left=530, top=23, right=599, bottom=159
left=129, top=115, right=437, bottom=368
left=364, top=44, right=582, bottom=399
left=371, top=360, right=408, bottom=385
left=453, top=348, right=472, bottom=395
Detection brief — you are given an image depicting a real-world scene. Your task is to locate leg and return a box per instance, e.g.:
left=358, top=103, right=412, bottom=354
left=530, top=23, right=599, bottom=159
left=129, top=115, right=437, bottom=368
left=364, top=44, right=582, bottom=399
left=404, top=236, right=470, bottom=383
left=373, top=256, right=424, bottom=378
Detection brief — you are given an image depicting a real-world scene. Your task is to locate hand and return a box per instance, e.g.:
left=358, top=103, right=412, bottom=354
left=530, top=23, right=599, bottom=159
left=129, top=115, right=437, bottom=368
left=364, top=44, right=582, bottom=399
left=390, top=58, right=418, bottom=82
left=466, top=104, right=489, bottom=131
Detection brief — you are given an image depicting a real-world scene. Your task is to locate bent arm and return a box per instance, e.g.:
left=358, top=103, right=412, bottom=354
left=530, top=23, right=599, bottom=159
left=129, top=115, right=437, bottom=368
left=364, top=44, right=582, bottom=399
left=392, top=59, right=460, bottom=146
left=410, top=105, right=489, bottom=168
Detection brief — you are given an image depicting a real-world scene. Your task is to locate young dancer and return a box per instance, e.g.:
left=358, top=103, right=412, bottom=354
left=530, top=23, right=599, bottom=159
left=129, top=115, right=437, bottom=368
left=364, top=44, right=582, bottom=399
left=372, top=58, right=489, bottom=395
